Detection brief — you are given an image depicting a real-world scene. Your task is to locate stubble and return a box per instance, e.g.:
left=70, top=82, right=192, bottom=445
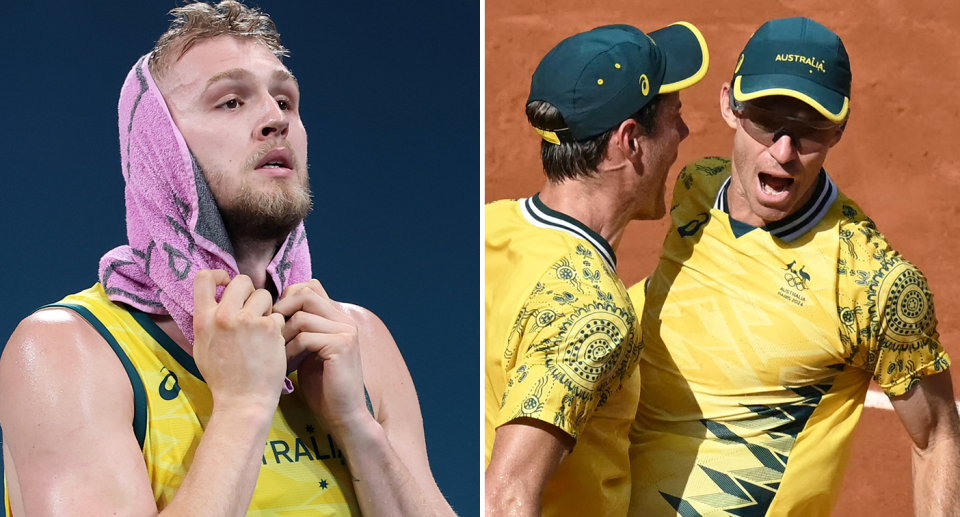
left=205, top=139, right=313, bottom=243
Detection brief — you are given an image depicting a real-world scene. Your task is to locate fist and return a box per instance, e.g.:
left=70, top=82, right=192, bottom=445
left=274, top=280, right=371, bottom=435
left=192, top=270, right=287, bottom=411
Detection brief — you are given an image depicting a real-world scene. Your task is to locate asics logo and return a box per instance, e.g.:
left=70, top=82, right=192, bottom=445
left=159, top=369, right=181, bottom=400
left=678, top=213, right=710, bottom=237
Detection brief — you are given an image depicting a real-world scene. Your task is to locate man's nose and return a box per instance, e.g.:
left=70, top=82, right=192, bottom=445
left=257, top=98, right=289, bottom=139
left=768, top=130, right=798, bottom=164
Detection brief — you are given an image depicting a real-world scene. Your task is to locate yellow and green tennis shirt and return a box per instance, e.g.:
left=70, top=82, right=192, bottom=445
left=1, top=283, right=361, bottom=516
left=628, top=157, right=950, bottom=516
left=486, top=195, right=643, bottom=517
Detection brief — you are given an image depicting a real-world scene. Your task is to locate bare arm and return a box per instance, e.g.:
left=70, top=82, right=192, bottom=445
left=164, top=271, right=288, bottom=516
left=340, top=304, right=455, bottom=516
left=0, top=310, right=159, bottom=517
left=889, top=370, right=960, bottom=517
left=274, top=281, right=455, bottom=516
left=484, top=419, right=574, bottom=517
left=0, top=271, right=288, bottom=517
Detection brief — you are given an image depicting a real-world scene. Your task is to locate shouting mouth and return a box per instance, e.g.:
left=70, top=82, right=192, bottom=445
left=758, top=172, right=793, bottom=197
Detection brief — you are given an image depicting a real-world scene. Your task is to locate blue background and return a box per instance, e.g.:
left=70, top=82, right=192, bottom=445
left=1, top=1, right=479, bottom=514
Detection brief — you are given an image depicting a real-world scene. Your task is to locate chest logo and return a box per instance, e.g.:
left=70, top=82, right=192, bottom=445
left=784, top=261, right=810, bottom=290
left=778, top=261, right=810, bottom=306
left=677, top=212, right=710, bottom=237
left=159, top=368, right=181, bottom=400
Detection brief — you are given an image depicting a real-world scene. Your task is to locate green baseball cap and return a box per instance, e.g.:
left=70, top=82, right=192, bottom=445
left=528, top=22, right=709, bottom=144
left=732, top=17, right=852, bottom=123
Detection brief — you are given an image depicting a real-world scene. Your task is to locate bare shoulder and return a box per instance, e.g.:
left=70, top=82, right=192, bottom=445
left=0, top=307, right=134, bottom=421
left=338, top=303, right=409, bottom=371
left=338, top=303, right=394, bottom=348
left=337, top=302, right=408, bottom=369
left=2, top=308, right=130, bottom=388
left=1, top=308, right=146, bottom=515
left=337, top=303, right=421, bottom=423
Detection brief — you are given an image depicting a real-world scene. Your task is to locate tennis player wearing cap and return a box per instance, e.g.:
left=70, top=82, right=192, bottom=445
left=628, top=17, right=960, bottom=516
left=484, top=22, right=709, bottom=516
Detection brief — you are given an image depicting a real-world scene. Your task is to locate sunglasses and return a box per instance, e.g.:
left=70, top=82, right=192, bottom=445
left=733, top=102, right=840, bottom=153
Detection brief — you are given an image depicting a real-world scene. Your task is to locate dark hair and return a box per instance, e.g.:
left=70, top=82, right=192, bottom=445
left=526, top=97, right=662, bottom=183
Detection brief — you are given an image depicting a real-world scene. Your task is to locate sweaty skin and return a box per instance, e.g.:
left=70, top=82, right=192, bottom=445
left=0, top=34, right=455, bottom=517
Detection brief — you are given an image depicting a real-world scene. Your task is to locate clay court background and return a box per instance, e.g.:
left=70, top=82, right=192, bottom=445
left=486, top=0, right=960, bottom=514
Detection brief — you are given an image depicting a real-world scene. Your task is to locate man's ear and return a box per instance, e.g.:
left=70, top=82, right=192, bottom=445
left=613, top=117, right=643, bottom=162
left=829, top=114, right=849, bottom=148
left=719, top=82, right=739, bottom=130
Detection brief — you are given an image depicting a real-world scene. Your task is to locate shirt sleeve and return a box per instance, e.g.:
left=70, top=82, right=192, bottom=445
left=838, top=216, right=951, bottom=397
left=626, top=277, right=649, bottom=312
left=496, top=248, right=641, bottom=439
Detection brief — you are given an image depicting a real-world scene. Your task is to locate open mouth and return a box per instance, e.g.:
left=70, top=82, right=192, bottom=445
left=758, top=172, right=793, bottom=196
left=255, top=148, right=294, bottom=171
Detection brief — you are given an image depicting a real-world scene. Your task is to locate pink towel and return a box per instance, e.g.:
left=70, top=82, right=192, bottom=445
left=100, top=54, right=311, bottom=393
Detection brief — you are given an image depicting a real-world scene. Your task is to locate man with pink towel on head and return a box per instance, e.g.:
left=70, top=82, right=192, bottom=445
left=0, top=2, right=455, bottom=516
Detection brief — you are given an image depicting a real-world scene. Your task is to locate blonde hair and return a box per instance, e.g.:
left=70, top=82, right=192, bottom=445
left=148, top=1, right=289, bottom=80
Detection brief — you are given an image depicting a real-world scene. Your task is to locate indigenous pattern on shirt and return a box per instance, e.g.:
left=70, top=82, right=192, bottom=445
left=628, top=157, right=950, bottom=517
left=485, top=195, right=642, bottom=517
left=1, top=284, right=361, bottom=516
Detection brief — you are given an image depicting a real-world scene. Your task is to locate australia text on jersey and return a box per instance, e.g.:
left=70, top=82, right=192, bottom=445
left=262, top=425, right=346, bottom=466
left=156, top=367, right=345, bottom=467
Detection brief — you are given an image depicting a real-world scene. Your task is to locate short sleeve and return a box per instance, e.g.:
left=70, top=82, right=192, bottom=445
left=626, top=277, right=649, bottom=313
left=497, top=247, right=642, bottom=439
left=837, top=215, right=950, bottom=397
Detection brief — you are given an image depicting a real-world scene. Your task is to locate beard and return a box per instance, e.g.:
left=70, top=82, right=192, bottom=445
left=218, top=179, right=312, bottom=242
left=204, top=140, right=313, bottom=244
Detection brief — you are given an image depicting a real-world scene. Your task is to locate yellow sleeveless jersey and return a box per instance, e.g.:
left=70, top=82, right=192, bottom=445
left=628, top=158, right=950, bottom=516
left=485, top=195, right=643, bottom=517
left=2, top=283, right=361, bottom=516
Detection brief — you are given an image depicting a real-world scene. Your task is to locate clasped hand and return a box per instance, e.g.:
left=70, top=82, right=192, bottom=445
left=274, top=280, right=370, bottom=435
left=193, top=272, right=369, bottom=435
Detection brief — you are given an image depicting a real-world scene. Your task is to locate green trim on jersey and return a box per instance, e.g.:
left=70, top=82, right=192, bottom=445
left=130, top=308, right=374, bottom=417
left=39, top=303, right=149, bottom=450
left=728, top=217, right=757, bottom=239
left=523, top=194, right=618, bottom=271
left=713, top=168, right=837, bottom=242
left=1, top=425, right=5, bottom=514
left=128, top=309, right=204, bottom=382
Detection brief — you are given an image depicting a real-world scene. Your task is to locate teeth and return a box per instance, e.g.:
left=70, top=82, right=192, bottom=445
left=261, top=162, right=284, bottom=168
left=759, top=174, right=791, bottom=195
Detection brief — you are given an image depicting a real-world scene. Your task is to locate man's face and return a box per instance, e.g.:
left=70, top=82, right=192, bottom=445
left=634, top=92, right=689, bottom=220
left=721, top=84, right=843, bottom=225
left=159, top=35, right=310, bottom=242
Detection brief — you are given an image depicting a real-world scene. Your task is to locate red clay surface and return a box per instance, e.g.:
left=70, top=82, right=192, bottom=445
left=486, top=1, right=960, bottom=514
